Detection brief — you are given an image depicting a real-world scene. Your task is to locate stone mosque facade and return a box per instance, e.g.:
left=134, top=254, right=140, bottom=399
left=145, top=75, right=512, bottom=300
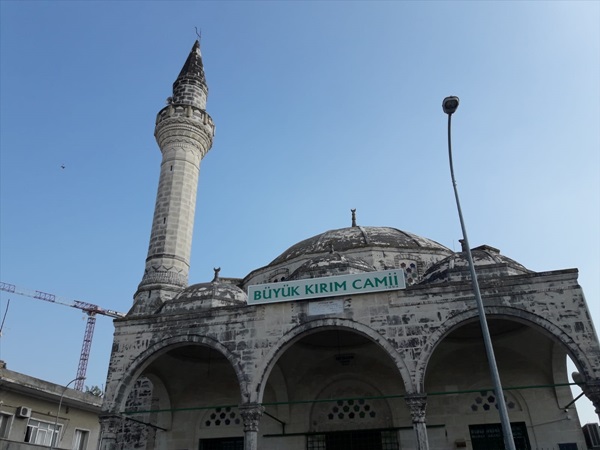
left=99, top=41, right=600, bottom=450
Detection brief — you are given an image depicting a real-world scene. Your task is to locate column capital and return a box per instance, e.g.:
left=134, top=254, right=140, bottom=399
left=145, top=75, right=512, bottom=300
left=99, top=413, right=121, bottom=428
left=239, top=403, right=264, bottom=432
left=582, top=378, right=600, bottom=418
left=98, top=414, right=122, bottom=450
left=405, top=393, right=428, bottom=424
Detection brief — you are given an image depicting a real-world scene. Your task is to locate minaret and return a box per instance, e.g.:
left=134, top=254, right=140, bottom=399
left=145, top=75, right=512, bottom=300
left=131, top=40, right=215, bottom=314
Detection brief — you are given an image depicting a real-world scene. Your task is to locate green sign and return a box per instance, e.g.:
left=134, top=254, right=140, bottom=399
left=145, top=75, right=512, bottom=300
left=248, top=269, right=406, bottom=305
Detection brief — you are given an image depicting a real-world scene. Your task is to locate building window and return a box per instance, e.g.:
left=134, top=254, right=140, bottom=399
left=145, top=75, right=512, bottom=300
left=199, top=437, right=243, bottom=450
left=0, top=413, right=12, bottom=438
left=268, top=269, right=289, bottom=284
left=399, top=261, right=419, bottom=285
left=469, top=422, right=531, bottom=450
left=326, top=399, right=377, bottom=421
left=469, top=390, right=517, bottom=413
left=24, top=418, right=61, bottom=446
left=307, top=429, right=399, bottom=450
left=203, top=406, right=241, bottom=427
left=72, top=429, right=89, bottom=450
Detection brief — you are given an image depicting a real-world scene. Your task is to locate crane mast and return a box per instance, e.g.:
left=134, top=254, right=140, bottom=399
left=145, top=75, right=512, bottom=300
left=0, top=281, right=125, bottom=391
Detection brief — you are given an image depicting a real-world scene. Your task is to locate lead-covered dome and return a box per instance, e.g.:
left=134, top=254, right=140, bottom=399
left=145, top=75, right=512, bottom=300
left=421, top=244, right=531, bottom=285
left=243, top=226, right=453, bottom=288
left=287, top=250, right=375, bottom=281
left=271, top=226, right=450, bottom=264
left=159, top=270, right=247, bottom=314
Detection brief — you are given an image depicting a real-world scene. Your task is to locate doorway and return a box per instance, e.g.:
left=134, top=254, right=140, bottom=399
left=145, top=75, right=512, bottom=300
left=199, top=437, right=243, bottom=450
left=307, top=429, right=399, bottom=450
left=469, top=422, right=531, bottom=450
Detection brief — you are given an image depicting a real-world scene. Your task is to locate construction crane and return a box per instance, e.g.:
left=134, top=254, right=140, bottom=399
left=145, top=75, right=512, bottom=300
left=0, top=281, right=125, bottom=391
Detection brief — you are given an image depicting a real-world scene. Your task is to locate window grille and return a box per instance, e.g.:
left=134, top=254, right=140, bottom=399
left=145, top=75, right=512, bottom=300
left=469, top=390, right=517, bottom=413
left=469, top=422, right=530, bottom=450
left=326, top=399, right=377, bottom=422
left=307, top=429, right=399, bottom=450
left=203, top=406, right=241, bottom=427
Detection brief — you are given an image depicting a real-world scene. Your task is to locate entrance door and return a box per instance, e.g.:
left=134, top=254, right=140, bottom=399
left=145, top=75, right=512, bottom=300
left=469, top=422, right=531, bottom=450
left=199, top=437, right=244, bottom=450
left=327, top=429, right=381, bottom=450
left=307, top=429, right=399, bottom=450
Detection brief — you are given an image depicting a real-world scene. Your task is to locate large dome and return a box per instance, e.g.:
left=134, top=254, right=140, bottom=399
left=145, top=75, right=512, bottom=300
left=271, top=226, right=450, bottom=264
left=287, top=251, right=375, bottom=281
left=243, top=226, right=453, bottom=288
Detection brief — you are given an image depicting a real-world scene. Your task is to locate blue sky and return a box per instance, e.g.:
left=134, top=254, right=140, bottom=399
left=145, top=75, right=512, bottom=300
left=1, top=0, right=598, bottom=425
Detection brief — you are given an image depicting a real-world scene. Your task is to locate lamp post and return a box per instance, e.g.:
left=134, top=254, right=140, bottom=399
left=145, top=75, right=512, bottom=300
left=49, top=376, right=85, bottom=449
left=442, top=96, right=516, bottom=450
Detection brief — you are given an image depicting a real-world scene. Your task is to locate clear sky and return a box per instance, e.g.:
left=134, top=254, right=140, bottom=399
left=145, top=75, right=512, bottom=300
left=1, top=0, right=598, bottom=426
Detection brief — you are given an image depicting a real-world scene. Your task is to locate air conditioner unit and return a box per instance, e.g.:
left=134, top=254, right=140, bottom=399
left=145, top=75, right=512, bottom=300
left=584, top=423, right=600, bottom=449
left=16, top=406, right=32, bottom=419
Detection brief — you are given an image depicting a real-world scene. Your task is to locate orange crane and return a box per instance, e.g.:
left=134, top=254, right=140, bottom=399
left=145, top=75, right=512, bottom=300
left=0, top=281, right=125, bottom=391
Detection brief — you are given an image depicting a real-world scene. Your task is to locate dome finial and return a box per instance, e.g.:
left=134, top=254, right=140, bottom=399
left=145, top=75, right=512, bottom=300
left=212, top=267, right=221, bottom=282
left=351, top=209, right=357, bottom=227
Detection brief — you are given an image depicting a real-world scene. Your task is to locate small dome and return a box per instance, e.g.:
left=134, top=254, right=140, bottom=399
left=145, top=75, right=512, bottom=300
left=160, top=272, right=247, bottom=314
left=421, top=245, right=531, bottom=284
left=288, top=251, right=375, bottom=281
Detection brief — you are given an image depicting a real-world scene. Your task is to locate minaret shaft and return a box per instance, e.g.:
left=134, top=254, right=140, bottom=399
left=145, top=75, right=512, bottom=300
left=131, top=41, right=214, bottom=314
left=143, top=146, right=201, bottom=287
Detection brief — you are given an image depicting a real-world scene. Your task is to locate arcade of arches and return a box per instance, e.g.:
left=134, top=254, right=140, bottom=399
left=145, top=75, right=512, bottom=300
left=101, top=289, right=600, bottom=450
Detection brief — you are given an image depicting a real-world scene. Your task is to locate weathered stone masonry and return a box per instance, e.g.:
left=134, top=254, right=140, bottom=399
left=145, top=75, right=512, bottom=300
left=105, top=269, right=600, bottom=413
left=100, top=40, right=600, bottom=450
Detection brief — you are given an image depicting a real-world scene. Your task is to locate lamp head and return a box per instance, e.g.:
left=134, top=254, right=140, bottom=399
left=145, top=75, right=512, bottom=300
left=442, top=96, right=460, bottom=115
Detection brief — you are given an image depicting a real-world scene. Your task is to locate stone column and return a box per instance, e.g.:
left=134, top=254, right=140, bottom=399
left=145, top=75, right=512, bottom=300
left=405, top=394, right=429, bottom=450
left=98, top=414, right=121, bottom=450
left=239, top=403, right=264, bottom=450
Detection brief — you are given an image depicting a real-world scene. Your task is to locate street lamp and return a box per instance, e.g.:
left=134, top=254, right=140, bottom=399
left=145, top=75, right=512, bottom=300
left=49, top=376, right=85, bottom=449
left=442, top=96, right=516, bottom=450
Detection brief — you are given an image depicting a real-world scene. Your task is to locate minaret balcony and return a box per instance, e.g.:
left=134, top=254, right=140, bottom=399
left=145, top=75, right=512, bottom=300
left=154, top=104, right=215, bottom=153
left=155, top=103, right=215, bottom=130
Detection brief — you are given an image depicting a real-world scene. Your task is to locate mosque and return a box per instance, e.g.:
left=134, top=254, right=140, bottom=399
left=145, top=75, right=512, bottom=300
left=99, top=41, right=600, bottom=450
